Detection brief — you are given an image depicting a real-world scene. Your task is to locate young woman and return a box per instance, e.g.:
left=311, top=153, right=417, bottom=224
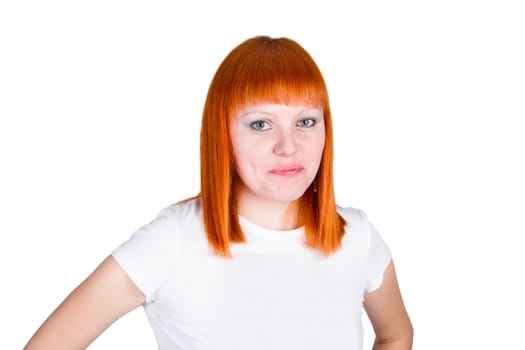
left=25, top=36, right=413, bottom=349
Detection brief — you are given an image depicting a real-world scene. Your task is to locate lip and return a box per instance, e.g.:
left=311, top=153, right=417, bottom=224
left=269, top=167, right=304, bottom=177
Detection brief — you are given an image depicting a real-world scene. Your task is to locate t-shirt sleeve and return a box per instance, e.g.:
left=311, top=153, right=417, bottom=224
left=365, top=221, right=392, bottom=293
left=112, top=207, right=177, bottom=303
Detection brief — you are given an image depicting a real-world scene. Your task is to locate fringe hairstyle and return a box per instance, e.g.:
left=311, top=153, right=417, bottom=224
left=200, top=36, right=346, bottom=257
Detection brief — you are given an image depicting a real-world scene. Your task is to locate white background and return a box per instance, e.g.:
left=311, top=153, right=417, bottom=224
left=1, top=1, right=524, bottom=349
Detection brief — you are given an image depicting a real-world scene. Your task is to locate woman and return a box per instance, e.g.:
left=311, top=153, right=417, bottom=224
left=25, top=36, right=413, bottom=349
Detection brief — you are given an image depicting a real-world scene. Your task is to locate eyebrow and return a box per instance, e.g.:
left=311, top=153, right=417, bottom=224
left=239, top=111, right=272, bottom=119
left=239, top=107, right=323, bottom=119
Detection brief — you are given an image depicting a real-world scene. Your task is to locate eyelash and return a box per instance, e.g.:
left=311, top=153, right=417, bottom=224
left=249, top=118, right=317, bottom=131
left=250, top=120, right=270, bottom=131
left=297, top=118, right=316, bottom=128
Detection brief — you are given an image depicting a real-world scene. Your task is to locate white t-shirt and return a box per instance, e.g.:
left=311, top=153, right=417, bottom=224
left=112, top=198, right=391, bottom=350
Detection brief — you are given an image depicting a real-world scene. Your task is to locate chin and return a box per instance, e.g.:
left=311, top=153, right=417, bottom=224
left=268, top=188, right=308, bottom=203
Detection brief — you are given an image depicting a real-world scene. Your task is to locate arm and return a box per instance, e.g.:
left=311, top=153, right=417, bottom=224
left=24, top=255, right=145, bottom=350
left=364, top=260, right=413, bottom=350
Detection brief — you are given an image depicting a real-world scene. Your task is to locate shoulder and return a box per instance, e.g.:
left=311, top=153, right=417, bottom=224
left=114, top=197, right=204, bottom=251
left=159, top=197, right=208, bottom=248
left=335, top=205, right=392, bottom=287
left=337, top=205, right=371, bottom=233
left=336, top=205, right=368, bottom=219
left=157, top=196, right=203, bottom=225
left=335, top=205, right=389, bottom=254
left=111, top=197, right=205, bottom=299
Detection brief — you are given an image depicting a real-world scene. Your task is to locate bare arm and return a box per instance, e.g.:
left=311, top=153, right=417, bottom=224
left=364, top=260, right=413, bottom=350
left=24, top=256, right=145, bottom=350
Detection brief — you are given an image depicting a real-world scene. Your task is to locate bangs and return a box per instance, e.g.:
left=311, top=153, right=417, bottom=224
left=214, top=36, right=329, bottom=115
left=232, top=73, right=327, bottom=112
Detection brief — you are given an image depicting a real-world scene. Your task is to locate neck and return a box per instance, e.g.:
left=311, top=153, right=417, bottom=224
left=236, top=190, right=299, bottom=231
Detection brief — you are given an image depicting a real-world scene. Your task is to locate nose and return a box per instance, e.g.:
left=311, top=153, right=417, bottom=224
left=273, top=129, right=297, bottom=157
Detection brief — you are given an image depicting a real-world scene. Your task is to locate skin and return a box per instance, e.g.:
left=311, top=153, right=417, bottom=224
left=24, top=256, right=144, bottom=349
left=24, top=103, right=412, bottom=349
left=365, top=262, right=414, bottom=349
left=229, top=103, right=325, bottom=230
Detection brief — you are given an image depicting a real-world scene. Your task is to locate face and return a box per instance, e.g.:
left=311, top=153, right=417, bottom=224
left=229, top=103, right=325, bottom=206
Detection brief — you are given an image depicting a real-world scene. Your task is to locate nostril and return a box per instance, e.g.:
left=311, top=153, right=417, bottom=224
left=274, top=134, right=297, bottom=157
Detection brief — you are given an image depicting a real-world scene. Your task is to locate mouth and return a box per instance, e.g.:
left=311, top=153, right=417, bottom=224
left=269, top=167, right=304, bottom=177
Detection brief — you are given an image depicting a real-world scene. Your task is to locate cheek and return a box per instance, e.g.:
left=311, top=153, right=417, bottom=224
left=307, top=133, right=326, bottom=159
left=232, top=138, right=264, bottom=176
left=233, top=132, right=272, bottom=162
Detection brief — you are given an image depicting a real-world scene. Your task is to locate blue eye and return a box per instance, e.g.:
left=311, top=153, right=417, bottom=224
left=297, top=118, right=316, bottom=128
left=250, top=120, right=270, bottom=131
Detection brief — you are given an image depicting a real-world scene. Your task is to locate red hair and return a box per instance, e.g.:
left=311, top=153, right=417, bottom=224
left=200, top=36, right=346, bottom=257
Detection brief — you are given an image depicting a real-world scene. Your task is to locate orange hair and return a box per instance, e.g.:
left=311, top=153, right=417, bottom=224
left=200, top=36, right=346, bottom=257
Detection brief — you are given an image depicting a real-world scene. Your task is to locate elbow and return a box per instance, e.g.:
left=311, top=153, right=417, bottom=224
left=395, top=319, right=414, bottom=349
left=406, top=321, right=414, bottom=348
left=375, top=320, right=414, bottom=349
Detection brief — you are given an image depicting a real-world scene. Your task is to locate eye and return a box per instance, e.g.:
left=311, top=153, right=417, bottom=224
left=297, top=118, right=316, bottom=128
left=250, top=120, right=271, bottom=131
